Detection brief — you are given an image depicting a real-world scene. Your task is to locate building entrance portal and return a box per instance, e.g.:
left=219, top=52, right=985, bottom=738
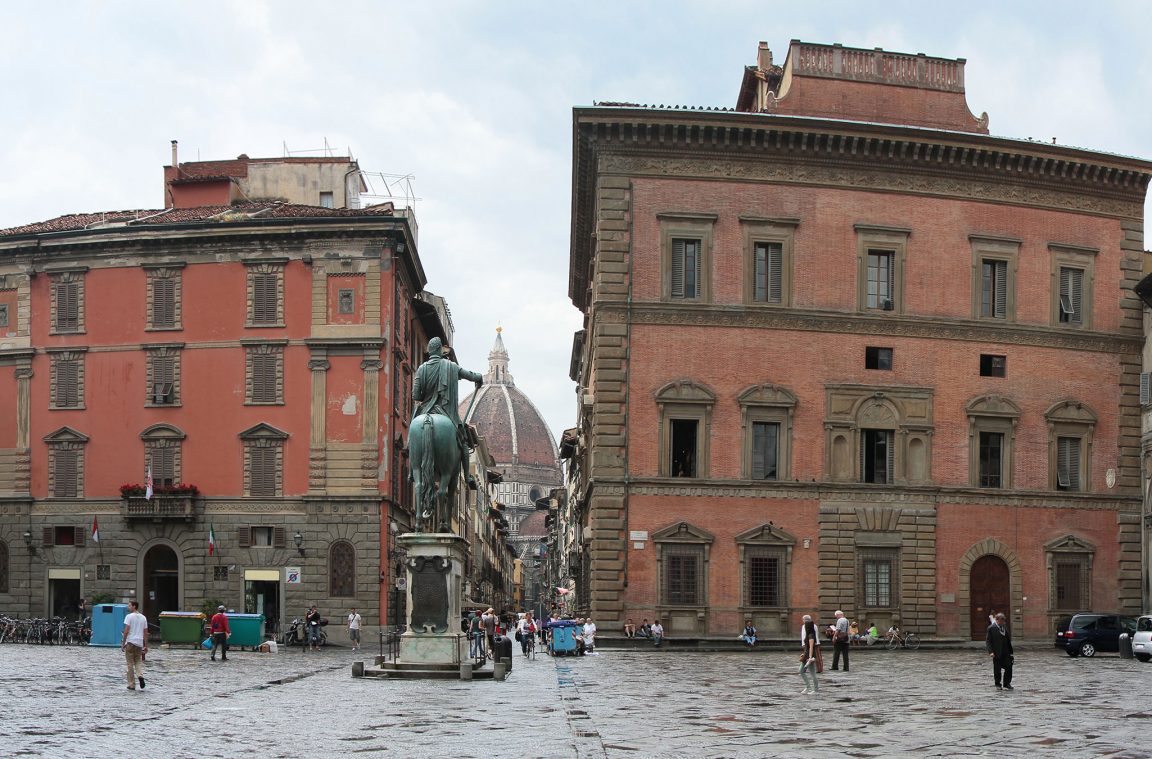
left=143, top=545, right=180, bottom=624
left=969, top=554, right=1010, bottom=640
left=245, top=570, right=281, bottom=637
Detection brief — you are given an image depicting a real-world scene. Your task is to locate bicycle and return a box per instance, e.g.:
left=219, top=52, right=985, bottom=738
left=885, top=629, right=920, bottom=650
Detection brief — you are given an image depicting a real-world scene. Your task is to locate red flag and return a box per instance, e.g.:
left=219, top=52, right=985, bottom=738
left=208, top=524, right=216, bottom=556
left=91, top=515, right=100, bottom=544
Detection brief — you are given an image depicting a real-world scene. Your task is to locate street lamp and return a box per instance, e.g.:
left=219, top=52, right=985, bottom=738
left=23, top=530, right=36, bottom=556
left=293, top=532, right=305, bottom=556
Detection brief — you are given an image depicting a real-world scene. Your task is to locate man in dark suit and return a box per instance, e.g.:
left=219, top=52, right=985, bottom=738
left=986, top=611, right=1014, bottom=690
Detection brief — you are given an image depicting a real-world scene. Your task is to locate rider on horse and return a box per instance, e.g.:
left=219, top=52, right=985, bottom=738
left=411, top=337, right=483, bottom=486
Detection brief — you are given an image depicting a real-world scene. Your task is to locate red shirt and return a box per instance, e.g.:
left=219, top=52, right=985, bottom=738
left=210, top=612, right=230, bottom=634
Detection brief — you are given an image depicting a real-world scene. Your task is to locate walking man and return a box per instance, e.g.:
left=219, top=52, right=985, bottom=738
left=121, top=600, right=148, bottom=690
left=210, top=605, right=231, bottom=661
left=482, top=608, right=497, bottom=652
left=986, top=611, right=1014, bottom=689
left=831, top=610, right=851, bottom=672
left=347, top=607, right=362, bottom=652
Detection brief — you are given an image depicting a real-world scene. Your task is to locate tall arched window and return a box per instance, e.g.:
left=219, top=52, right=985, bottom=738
left=0, top=540, right=8, bottom=593
left=329, top=541, right=356, bottom=598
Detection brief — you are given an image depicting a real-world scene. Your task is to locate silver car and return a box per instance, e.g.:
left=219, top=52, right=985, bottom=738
left=1134, top=615, right=1152, bottom=663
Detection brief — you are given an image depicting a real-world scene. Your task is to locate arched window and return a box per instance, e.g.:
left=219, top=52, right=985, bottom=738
left=329, top=541, right=356, bottom=598
left=0, top=540, right=8, bottom=593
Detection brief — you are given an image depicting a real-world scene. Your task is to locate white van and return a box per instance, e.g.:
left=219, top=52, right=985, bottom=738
left=1133, top=615, right=1152, bottom=662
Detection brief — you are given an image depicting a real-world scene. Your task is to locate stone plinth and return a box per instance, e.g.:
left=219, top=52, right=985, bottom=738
left=396, top=532, right=468, bottom=665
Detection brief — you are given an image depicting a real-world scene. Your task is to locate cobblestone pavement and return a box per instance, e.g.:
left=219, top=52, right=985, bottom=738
left=2, top=642, right=1151, bottom=758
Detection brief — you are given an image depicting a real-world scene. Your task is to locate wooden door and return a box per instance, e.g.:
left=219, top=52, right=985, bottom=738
left=970, top=555, right=1010, bottom=640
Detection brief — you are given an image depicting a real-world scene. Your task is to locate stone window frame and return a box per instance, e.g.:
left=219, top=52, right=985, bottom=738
left=966, top=395, right=1020, bottom=489
left=655, top=380, right=715, bottom=478
left=969, top=235, right=1020, bottom=322
left=243, top=341, right=286, bottom=405
left=653, top=521, right=713, bottom=612
left=824, top=385, right=935, bottom=485
left=44, top=426, right=89, bottom=499
left=141, top=423, right=186, bottom=486
left=854, top=225, right=910, bottom=314
left=244, top=259, right=287, bottom=328
left=145, top=264, right=184, bottom=331
left=144, top=343, right=183, bottom=407
left=658, top=212, right=716, bottom=303
left=1049, top=244, right=1096, bottom=330
left=239, top=423, right=288, bottom=497
left=740, top=216, right=799, bottom=307
left=857, top=546, right=900, bottom=611
left=1044, top=400, right=1096, bottom=492
left=0, top=303, right=8, bottom=329
left=738, top=384, right=797, bottom=481
left=237, top=524, right=287, bottom=548
left=329, top=540, right=356, bottom=597
left=48, top=348, right=87, bottom=410
left=736, top=523, right=795, bottom=612
left=48, top=268, right=87, bottom=335
left=1045, top=535, right=1094, bottom=612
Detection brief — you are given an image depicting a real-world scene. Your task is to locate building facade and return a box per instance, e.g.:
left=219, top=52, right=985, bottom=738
left=568, top=40, right=1152, bottom=639
left=0, top=199, right=444, bottom=637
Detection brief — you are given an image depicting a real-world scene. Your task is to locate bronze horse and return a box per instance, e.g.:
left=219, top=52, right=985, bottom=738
left=407, top=412, right=463, bottom=533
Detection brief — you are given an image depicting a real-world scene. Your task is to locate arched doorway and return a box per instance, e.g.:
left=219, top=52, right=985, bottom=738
left=142, top=544, right=180, bottom=624
left=969, top=554, right=1010, bottom=640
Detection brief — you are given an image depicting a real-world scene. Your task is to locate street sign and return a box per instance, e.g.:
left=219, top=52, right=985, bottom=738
left=285, top=567, right=301, bottom=584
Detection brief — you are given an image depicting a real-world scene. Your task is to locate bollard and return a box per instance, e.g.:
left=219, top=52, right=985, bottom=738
left=459, top=661, right=473, bottom=680
left=493, top=634, right=514, bottom=673
left=1120, top=632, right=1133, bottom=659
left=493, top=660, right=507, bottom=681
left=352, top=661, right=365, bottom=678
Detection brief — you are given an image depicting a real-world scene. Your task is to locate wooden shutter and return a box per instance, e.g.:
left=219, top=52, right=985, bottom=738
left=1141, top=373, right=1151, bottom=406
left=768, top=243, right=783, bottom=303
left=1057, top=437, right=1081, bottom=490
left=249, top=447, right=277, bottom=497
left=238, top=525, right=251, bottom=548
left=670, top=239, right=685, bottom=298
left=684, top=240, right=699, bottom=298
left=1067, top=268, right=1082, bottom=324
left=251, top=354, right=278, bottom=403
left=56, top=361, right=79, bottom=407
left=55, top=281, right=79, bottom=331
left=992, top=260, right=1007, bottom=318
left=252, top=273, right=278, bottom=324
left=55, top=449, right=78, bottom=497
left=42, top=526, right=54, bottom=547
left=152, top=278, right=176, bottom=327
left=273, top=526, right=286, bottom=548
left=885, top=430, right=894, bottom=484
left=74, top=526, right=86, bottom=547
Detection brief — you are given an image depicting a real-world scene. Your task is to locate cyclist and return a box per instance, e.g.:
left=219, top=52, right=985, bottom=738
left=518, top=612, right=537, bottom=657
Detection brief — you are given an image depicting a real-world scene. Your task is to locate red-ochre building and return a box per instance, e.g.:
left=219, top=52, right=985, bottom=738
left=0, top=195, right=447, bottom=635
left=567, top=40, right=1152, bottom=639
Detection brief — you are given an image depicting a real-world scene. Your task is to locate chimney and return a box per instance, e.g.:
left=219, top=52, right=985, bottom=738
left=757, top=41, right=772, bottom=71
left=170, top=140, right=178, bottom=167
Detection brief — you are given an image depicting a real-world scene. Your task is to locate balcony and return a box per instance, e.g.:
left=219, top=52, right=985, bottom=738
left=121, top=495, right=199, bottom=522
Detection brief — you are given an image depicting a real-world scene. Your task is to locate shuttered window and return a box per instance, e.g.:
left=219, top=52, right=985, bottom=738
left=329, top=541, right=356, bottom=597
left=670, top=238, right=700, bottom=299
left=52, top=449, right=80, bottom=498
left=753, top=242, right=783, bottom=303
left=248, top=446, right=280, bottom=497
left=981, top=260, right=1008, bottom=318
left=251, top=273, right=280, bottom=325
left=54, top=280, right=80, bottom=331
left=1057, top=436, right=1081, bottom=491
left=151, top=277, right=177, bottom=328
left=1058, top=267, right=1083, bottom=325
left=150, top=446, right=176, bottom=486
left=150, top=354, right=177, bottom=405
left=663, top=549, right=701, bottom=605
left=251, top=353, right=279, bottom=403
left=54, top=360, right=81, bottom=408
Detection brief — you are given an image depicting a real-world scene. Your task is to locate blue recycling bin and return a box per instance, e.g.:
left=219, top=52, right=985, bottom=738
left=89, top=603, right=129, bottom=647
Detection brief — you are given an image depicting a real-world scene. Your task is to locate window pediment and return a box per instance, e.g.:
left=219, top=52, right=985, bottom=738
left=655, top=380, right=715, bottom=406
left=43, top=426, right=89, bottom=444
left=1044, top=534, right=1095, bottom=554
left=238, top=423, right=289, bottom=440
left=734, top=523, right=796, bottom=546
left=140, top=423, right=186, bottom=441
left=1044, top=400, right=1097, bottom=425
left=738, top=384, right=797, bottom=408
left=652, top=521, right=714, bottom=544
left=966, top=395, right=1021, bottom=419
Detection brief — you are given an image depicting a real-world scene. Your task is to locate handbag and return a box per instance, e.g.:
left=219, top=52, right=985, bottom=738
left=515, top=630, right=522, bottom=642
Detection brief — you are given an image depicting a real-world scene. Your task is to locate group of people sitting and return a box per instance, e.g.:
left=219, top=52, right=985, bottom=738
left=730, top=619, right=885, bottom=647
left=622, top=618, right=665, bottom=646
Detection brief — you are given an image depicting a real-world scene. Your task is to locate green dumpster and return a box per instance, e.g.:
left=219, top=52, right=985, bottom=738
left=159, top=611, right=206, bottom=648
left=225, top=613, right=265, bottom=649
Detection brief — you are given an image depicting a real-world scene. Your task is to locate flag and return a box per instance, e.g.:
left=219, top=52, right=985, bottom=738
left=208, top=524, right=216, bottom=556
left=145, top=466, right=153, bottom=501
left=91, top=515, right=99, bottom=544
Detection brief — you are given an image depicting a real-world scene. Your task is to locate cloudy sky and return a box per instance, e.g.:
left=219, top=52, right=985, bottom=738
left=2, top=1, right=1150, bottom=443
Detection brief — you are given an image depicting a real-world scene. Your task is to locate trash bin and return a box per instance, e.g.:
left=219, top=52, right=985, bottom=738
left=159, top=611, right=206, bottom=648
left=89, top=603, right=128, bottom=647
left=493, top=634, right=513, bottom=673
left=1120, top=632, right=1133, bottom=659
left=226, top=613, right=266, bottom=649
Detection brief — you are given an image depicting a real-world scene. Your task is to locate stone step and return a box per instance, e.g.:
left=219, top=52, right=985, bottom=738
left=361, top=666, right=495, bottom=680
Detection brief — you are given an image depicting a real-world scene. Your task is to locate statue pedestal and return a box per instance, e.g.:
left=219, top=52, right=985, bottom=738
left=397, top=533, right=468, bottom=665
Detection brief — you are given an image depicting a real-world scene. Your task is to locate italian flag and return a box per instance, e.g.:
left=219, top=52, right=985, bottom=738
left=208, top=524, right=216, bottom=556
left=91, top=515, right=99, bottom=544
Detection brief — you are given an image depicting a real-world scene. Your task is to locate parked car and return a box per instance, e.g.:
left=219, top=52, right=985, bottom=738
left=1054, top=613, right=1137, bottom=657
left=1132, top=615, right=1152, bottom=663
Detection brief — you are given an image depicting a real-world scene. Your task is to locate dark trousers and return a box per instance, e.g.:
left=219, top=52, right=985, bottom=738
left=992, top=654, right=1013, bottom=686
left=211, top=632, right=228, bottom=660
left=832, top=639, right=850, bottom=671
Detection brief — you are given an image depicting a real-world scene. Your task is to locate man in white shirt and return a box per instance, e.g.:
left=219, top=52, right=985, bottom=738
left=347, top=607, right=362, bottom=651
left=651, top=619, right=664, bottom=648
left=121, top=600, right=148, bottom=691
left=582, top=618, right=597, bottom=653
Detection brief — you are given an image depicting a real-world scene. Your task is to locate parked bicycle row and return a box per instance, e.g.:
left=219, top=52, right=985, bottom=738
left=0, top=616, right=91, bottom=645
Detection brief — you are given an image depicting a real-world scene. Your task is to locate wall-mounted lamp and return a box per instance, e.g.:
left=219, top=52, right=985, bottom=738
left=293, top=532, right=305, bottom=556
left=23, top=530, right=37, bottom=556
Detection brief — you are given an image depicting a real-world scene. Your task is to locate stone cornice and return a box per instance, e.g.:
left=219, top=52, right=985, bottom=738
left=593, top=301, right=1140, bottom=354
left=588, top=476, right=1139, bottom=511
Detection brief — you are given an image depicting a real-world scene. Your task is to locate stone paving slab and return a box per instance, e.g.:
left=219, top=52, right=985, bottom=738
left=2, top=644, right=1150, bottom=757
